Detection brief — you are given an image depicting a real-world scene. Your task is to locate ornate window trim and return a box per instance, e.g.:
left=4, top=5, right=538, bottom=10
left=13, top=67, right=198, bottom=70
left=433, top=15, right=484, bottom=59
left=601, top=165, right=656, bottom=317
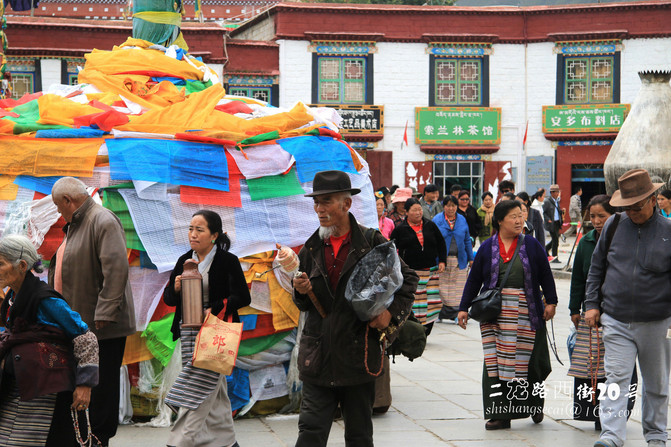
left=308, top=40, right=377, bottom=56
left=554, top=39, right=623, bottom=56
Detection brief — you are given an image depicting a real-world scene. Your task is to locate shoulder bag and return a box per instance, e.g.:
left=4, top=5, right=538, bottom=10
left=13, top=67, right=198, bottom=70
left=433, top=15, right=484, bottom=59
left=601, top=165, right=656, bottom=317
left=468, top=235, right=523, bottom=323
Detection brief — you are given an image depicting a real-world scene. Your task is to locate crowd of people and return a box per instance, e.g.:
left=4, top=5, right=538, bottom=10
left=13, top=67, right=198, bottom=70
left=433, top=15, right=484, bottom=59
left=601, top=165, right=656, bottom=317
left=1, top=168, right=671, bottom=447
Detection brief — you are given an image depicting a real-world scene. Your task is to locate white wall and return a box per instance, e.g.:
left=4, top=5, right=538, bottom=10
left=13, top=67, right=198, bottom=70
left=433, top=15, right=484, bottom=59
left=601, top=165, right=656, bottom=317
left=620, top=38, right=671, bottom=104
left=40, top=59, right=62, bottom=91
left=277, top=39, right=312, bottom=107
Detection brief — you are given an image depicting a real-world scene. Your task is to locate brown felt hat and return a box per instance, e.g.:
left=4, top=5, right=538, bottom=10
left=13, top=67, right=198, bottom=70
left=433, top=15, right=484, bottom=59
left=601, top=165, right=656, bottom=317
left=549, top=184, right=560, bottom=192
left=305, top=170, right=361, bottom=197
left=610, top=168, right=664, bottom=207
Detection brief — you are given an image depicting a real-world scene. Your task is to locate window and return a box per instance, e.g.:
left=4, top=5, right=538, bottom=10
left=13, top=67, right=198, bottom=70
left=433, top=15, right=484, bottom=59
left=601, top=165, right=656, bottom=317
left=229, top=87, right=271, bottom=104
left=318, top=57, right=366, bottom=104
left=557, top=53, right=620, bottom=105
left=433, top=161, right=483, bottom=207
left=430, top=56, right=489, bottom=107
left=68, top=74, right=78, bottom=85
left=10, top=73, right=34, bottom=99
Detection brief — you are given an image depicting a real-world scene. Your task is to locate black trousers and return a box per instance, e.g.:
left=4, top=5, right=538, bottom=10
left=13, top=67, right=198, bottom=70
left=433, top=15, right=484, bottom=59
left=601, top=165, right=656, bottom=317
left=296, top=380, right=375, bottom=447
left=545, top=220, right=561, bottom=257
left=47, top=337, right=126, bottom=447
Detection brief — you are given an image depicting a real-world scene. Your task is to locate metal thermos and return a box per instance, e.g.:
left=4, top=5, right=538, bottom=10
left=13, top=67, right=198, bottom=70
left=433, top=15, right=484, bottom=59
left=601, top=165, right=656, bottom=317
left=181, top=259, right=204, bottom=328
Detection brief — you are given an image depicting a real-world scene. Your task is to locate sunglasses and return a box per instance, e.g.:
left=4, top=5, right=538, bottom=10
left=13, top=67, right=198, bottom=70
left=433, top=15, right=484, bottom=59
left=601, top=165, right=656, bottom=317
left=623, top=197, right=652, bottom=212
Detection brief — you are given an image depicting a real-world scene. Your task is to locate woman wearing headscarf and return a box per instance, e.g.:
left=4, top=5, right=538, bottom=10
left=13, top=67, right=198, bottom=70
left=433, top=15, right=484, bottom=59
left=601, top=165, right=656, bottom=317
left=477, top=192, right=495, bottom=244
left=568, top=195, right=637, bottom=430
left=0, top=235, right=98, bottom=447
left=391, top=198, right=447, bottom=335
left=433, top=195, right=474, bottom=323
left=164, top=210, right=251, bottom=447
left=458, top=200, right=557, bottom=430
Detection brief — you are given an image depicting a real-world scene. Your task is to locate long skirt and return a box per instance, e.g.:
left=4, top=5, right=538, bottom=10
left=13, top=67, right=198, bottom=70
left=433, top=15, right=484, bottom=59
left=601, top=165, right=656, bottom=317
left=480, top=289, right=551, bottom=420
left=412, top=269, right=441, bottom=326
left=568, top=312, right=637, bottom=421
left=0, top=378, right=57, bottom=447
left=439, top=257, right=468, bottom=320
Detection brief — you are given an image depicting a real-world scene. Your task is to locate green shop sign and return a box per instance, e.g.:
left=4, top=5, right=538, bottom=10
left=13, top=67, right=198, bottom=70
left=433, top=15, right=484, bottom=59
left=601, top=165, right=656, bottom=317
left=415, top=107, right=501, bottom=145
left=542, top=104, right=630, bottom=133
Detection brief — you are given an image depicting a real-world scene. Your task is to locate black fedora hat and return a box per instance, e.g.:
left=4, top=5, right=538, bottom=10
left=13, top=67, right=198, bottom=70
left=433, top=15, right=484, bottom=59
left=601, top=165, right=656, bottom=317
left=305, top=170, right=361, bottom=197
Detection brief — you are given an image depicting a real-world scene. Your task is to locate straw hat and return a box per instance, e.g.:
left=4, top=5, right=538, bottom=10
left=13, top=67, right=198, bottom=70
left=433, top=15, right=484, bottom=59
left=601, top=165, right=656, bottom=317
left=305, top=170, right=361, bottom=197
left=391, top=188, right=413, bottom=204
left=610, top=168, right=664, bottom=207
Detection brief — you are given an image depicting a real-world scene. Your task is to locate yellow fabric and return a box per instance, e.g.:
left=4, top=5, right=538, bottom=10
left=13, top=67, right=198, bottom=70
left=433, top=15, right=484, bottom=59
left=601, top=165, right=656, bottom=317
left=118, top=84, right=224, bottom=134
left=122, top=332, right=154, bottom=365
left=0, top=183, right=18, bottom=201
left=237, top=306, right=270, bottom=316
left=85, top=92, right=123, bottom=105
left=0, top=136, right=101, bottom=177
left=172, top=32, right=189, bottom=52
left=117, top=37, right=155, bottom=50
left=240, top=251, right=275, bottom=283
left=133, top=11, right=182, bottom=25
left=0, top=118, right=15, bottom=134
left=0, top=175, right=15, bottom=189
left=36, top=94, right=103, bottom=126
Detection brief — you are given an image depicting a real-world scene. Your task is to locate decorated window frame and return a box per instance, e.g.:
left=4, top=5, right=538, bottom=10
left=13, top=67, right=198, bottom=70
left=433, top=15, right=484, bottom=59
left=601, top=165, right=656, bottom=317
left=225, top=75, right=279, bottom=107
left=427, top=43, right=490, bottom=107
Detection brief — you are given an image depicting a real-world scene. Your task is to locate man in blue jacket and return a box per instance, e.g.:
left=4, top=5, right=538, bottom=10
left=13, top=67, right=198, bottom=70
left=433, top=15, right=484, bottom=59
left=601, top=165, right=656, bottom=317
left=585, top=169, right=671, bottom=447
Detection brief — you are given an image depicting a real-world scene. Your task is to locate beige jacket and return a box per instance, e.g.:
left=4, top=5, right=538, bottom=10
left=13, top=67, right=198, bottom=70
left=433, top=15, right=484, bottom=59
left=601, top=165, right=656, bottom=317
left=48, top=197, right=136, bottom=340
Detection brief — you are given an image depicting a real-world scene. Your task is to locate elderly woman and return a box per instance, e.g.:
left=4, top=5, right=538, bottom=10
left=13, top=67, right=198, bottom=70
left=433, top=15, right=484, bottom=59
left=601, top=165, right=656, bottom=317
left=164, top=210, right=250, bottom=447
left=391, top=198, right=447, bottom=335
left=458, top=200, right=557, bottom=430
left=433, top=195, right=474, bottom=323
left=376, top=194, right=395, bottom=239
left=568, top=195, right=636, bottom=430
left=0, top=235, right=98, bottom=446
left=387, top=187, right=412, bottom=227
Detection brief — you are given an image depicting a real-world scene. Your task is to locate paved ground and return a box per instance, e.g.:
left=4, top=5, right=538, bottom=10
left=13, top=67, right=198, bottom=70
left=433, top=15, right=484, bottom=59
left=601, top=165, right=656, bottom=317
left=113, top=234, right=656, bottom=446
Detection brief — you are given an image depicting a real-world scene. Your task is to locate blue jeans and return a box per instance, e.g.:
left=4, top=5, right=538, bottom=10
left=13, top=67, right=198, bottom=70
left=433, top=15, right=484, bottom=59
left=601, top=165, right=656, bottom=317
left=599, top=313, right=671, bottom=446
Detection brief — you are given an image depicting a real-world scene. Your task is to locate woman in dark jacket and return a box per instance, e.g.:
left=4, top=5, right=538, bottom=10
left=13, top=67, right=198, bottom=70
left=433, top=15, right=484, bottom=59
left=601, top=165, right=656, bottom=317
left=457, top=190, right=482, bottom=246
left=458, top=200, right=558, bottom=431
left=391, top=198, right=447, bottom=335
left=164, top=210, right=250, bottom=447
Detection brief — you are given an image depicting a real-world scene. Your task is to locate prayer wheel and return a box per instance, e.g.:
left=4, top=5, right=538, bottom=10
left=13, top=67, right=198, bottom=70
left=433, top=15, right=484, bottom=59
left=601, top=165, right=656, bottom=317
left=604, top=71, right=671, bottom=193
left=181, top=259, right=204, bottom=328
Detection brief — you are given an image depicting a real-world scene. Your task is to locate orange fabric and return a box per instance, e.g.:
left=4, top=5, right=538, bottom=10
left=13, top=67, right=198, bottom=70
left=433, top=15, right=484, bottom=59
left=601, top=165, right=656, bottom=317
left=36, top=94, right=103, bottom=127
left=0, top=183, right=18, bottom=200
left=122, top=332, right=154, bottom=365
left=203, top=102, right=314, bottom=139
left=0, top=136, right=101, bottom=177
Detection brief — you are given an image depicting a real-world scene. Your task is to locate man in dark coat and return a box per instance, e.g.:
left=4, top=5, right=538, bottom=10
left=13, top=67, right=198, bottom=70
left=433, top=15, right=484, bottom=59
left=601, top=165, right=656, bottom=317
left=292, top=170, right=417, bottom=447
left=543, top=184, right=563, bottom=262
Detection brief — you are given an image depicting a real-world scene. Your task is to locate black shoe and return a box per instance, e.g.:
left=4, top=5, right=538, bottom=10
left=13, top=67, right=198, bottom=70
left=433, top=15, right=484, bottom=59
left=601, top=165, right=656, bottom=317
left=532, top=412, right=544, bottom=424
left=551, top=258, right=561, bottom=264
left=373, top=405, right=390, bottom=415
left=485, top=419, right=511, bottom=430
left=595, top=420, right=602, bottom=431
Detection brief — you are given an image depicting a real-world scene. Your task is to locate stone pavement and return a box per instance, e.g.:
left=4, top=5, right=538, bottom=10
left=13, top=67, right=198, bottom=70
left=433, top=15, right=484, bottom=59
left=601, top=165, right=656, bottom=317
left=112, top=272, right=659, bottom=447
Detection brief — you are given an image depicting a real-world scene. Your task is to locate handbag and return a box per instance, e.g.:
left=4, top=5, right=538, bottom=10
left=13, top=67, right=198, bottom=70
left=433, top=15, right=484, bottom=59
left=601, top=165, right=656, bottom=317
left=468, top=235, right=522, bottom=323
left=192, top=303, right=243, bottom=376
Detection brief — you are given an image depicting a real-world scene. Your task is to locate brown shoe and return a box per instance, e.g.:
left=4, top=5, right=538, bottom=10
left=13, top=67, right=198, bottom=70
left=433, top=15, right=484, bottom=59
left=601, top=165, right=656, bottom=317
left=485, top=419, right=511, bottom=430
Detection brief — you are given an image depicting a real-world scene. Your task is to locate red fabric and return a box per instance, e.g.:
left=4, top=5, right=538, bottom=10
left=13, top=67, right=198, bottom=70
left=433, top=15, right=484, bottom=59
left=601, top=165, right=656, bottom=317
left=498, top=236, right=519, bottom=263
left=317, top=127, right=342, bottom=140
left=409, top=221, right=424, bottom=247
left=115, top=71, right=186, bottom=79
left=180, top=151, right=243, bottom=207
left=88, top=100, right=115, bottom=112
left=174, top=132, right=236, bottom=147
left=38, top=217, right=66, bottom=261
left=215, top=101, right=254, bottom=115
left=149, top=299, right=175, bottom=323
left=0, top=109, right=19, bottom=118
left=325, top=232, right=351, bottom=291
left=240, top=314, right=282, bottom=341
left=403, top=120, right=409, bottom=146
left=0, top=92, right=42, bottom=109
left=74, top=109, right=130, bottom=131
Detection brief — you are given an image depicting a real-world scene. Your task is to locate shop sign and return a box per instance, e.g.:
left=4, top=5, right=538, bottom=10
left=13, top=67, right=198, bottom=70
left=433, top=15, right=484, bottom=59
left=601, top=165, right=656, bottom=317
left=309, top=104, right=383, bottom=134
left=415, top=107, right=501, bottom=145
left=542, top=104, right=630, bottom=134
left=429, top=154, right=482, bottom=161
left=526, top=156, right=553, bottom=193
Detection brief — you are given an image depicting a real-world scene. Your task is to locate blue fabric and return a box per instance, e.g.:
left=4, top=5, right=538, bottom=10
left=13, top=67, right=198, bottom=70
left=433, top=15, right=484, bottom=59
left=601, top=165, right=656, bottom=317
left=35, top=127, right=107, bottom=138
left=151, top=77, right=186, bottom=86
left=432, top=213, right=474, bottom=269
left=239, top=314, right=257, bottom=331
left=106, top=138, right=229, bottom=191
left=226, top=367, right=250, bottom=411
left=276, top=136, right=357, bottom=183
left=14, top=175, right=61, bottom=194
left=37, top=297, right=89, bottom=338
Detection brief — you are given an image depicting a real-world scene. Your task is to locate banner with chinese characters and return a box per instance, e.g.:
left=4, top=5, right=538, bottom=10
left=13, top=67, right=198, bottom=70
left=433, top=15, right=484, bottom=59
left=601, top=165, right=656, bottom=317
left=415, top=107, right=501, bottom=145
left=542, top=104, right=630, bottom=134
left=308, top=104, right=383, bottom=134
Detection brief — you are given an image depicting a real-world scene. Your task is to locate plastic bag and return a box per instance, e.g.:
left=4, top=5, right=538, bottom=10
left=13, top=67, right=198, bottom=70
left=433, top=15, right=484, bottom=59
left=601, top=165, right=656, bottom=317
left=345, top=240, right=403, bottom=321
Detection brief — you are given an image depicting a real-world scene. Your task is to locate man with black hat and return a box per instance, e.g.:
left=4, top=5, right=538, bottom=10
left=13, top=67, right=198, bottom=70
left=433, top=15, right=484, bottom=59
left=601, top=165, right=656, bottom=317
left=585, top=168, right=671, bottom=447
left=292, top=170, right=417, bottom=447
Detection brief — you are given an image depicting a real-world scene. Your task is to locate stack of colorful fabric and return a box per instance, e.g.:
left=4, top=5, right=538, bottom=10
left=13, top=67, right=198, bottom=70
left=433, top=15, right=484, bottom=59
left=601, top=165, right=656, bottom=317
left=0, top=38, right=377, bottom=417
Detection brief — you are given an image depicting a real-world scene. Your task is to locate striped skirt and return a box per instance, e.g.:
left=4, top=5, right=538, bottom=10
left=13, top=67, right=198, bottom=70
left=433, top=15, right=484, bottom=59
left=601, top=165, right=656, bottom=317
left=439, top=257, right=468, bottom=308
left=413, top=269, right=441, bottom=325
left=568, top=312, right=605, bottom=379
left=0, top=379, right=57, bottom=447
left=480, top=288, right=536, bottom=382
left=165, top=327, right=221, bottom=411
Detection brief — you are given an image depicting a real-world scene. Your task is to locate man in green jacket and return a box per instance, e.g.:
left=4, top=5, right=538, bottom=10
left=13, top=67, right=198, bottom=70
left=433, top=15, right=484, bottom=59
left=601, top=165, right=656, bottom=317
left=292, top=170, right=417, bottom=447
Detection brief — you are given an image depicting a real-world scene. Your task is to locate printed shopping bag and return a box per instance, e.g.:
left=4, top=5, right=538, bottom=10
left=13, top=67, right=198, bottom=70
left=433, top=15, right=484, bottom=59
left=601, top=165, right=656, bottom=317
left=192, top=312, right=243, bottom=375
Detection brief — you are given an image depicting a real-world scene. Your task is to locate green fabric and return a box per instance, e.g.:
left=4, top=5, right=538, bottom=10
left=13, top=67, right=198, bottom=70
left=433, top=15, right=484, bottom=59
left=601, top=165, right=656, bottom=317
left=238, top=330, right=291, bottom=357
left=497, top=255, right=524, bottom=289
left=185, top=80, right=212, bottom=95
left=477, top=207, right=493, bottom=240
left=132, top=0, right=179, bottom=46
left=142, top=314, right=177, bottom=366
left=102, top=188, right=146, bottom=251
left=569, top=229, right=598, bottom=315
left=246, top=168, right=305, bottom=201
left=6, top=100, right=68, bottom=134
left=239, top=130, right=280, bottom=146
left=481, top=325, right=551, bottom=420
